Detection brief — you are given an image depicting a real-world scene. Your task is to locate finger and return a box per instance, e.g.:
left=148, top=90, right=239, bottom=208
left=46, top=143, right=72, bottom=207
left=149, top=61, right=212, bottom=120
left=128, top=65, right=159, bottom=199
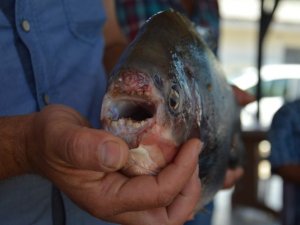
left=113, top=139, right=202, bottom=212
left=231, top=85, right=255, bottom=106
left=63, top=139, right=202, bottom=219
left=104, top=208, right=165, bottom=225
left=222, top=167, right=244, bottom=189
left=167, top=165, right=201, bottom=224
left=62, top=127, right=129, bottom=172
left=105, top=166, right=201, bottom=225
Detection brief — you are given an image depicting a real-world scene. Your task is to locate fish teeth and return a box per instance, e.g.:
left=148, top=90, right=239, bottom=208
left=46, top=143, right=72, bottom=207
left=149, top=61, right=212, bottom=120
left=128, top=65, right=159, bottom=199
left=111, top=121, right=118, bottom=128
left=119, top=118, right=125, bottom=126
left=133, top=122, right=141, bottom=128
left=109, top=118, right=148, bottom=131
left=126, top=119, right=133, bottom=126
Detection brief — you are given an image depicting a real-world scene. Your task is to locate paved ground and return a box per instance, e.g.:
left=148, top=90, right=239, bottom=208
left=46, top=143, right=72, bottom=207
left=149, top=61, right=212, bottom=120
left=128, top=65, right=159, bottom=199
left=212, top=189, right=280, bottom=225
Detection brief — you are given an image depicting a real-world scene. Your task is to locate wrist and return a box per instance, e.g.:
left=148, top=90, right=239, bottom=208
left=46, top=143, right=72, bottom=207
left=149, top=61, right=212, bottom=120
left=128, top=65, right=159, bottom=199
left=22, top=113, right=37, bottom=174
left=0, top=114, right=35, bottom=179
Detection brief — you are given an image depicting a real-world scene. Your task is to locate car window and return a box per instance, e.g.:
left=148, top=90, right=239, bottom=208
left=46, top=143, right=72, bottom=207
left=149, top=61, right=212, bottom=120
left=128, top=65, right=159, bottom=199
left=269, top=79, right=287, bottom=97
left=246, top=79, right=289, bottom=98
left=246, top=86, right=255, bottom=96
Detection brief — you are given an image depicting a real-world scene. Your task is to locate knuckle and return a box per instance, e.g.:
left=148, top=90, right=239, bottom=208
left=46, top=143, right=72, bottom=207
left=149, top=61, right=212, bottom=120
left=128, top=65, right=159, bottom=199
left=157, top=190, right=174, bottom=206
left=65, top=129, right=86, bottom=165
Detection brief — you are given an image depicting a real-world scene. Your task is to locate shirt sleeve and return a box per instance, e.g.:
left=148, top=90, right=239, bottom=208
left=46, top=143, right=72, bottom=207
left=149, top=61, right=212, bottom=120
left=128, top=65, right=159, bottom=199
left=268, top=101, right=300, bottom=168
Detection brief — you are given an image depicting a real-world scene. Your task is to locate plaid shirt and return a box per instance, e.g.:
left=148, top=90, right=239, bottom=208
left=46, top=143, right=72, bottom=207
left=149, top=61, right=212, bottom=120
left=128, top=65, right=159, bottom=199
left=116, top=0, right=220, bottom=54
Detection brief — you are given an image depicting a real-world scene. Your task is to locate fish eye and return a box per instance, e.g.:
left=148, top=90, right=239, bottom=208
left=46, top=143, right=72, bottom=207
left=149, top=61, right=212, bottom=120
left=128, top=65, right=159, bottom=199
left=168, top=86, right=180, bottom=111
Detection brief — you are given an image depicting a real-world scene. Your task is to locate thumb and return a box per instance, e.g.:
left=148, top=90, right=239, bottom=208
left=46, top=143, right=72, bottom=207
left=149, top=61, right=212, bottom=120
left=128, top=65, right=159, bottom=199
left=63, top=127, right=129, bottom=172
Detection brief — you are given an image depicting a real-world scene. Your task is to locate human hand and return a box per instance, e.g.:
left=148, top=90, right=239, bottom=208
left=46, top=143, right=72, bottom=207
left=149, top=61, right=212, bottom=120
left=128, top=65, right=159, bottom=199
left=224, top=85, right=251, bottom=189
left=231, top=85, right=255, bottom=106
left=26, top=105, right=202, bottom=225
left=222, top=167, right=244, bottom=189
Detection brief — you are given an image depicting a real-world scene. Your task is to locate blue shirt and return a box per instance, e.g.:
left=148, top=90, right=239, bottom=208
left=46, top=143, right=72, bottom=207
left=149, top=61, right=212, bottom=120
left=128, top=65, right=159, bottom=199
left=269, top=99, right=300, bottom=167
left=268, top=99, right=300, bottom=225
left=0, top=0, right=114, bottom=224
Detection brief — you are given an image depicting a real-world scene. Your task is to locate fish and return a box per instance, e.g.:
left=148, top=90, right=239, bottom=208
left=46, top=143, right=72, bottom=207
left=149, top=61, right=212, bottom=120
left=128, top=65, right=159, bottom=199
left=101, top=10, right=242, bottom=208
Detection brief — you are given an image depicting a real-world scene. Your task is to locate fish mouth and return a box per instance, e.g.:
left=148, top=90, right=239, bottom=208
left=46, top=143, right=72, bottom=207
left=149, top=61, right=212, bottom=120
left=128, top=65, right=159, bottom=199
left=101, top=94, right=159, bottom=148
left=101, top=71, right=178, bottom=177
left=112, top=97, right=155, bottom=123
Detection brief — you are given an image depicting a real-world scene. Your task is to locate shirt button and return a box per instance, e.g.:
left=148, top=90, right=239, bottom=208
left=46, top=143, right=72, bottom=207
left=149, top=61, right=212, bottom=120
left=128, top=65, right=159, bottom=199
left=21, top=20, right=31, bottom=32
left=43, top=94, right=50, bottom=105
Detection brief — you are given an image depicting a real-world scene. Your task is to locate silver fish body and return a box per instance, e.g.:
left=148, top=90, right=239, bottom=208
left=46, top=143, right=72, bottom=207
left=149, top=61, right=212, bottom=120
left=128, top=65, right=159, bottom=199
left=101, top=10, right=240, bottom=207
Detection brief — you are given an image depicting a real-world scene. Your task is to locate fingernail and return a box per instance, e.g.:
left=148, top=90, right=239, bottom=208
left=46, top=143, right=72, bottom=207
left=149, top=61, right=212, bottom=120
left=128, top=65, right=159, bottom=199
left=193, top=139, right=203, bottom=156
left=187, top=212, right=195, bottom=220
left=193, top=165, right=201, bottom=187
left=100, top=141, right=122, bottom=170
left=195, top=165, right=199, bottom=177
left=192, top=165, right=199, bottom=180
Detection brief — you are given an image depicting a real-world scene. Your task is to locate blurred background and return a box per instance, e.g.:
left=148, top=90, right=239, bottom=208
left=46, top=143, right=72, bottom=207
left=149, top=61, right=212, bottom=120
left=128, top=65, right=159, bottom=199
left=213, top=0, right=300, bottom=224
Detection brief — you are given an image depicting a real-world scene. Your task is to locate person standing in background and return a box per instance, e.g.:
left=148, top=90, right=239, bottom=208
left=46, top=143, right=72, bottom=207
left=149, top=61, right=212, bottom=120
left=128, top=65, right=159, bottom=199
left=269, top=99, right=300, bottom=225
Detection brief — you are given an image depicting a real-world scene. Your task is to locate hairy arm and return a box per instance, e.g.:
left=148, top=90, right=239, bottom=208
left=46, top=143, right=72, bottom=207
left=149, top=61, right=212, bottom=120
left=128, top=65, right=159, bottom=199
left=0, top=107, right=128, bottom=180
left=0, top=114, right=34, bottom=179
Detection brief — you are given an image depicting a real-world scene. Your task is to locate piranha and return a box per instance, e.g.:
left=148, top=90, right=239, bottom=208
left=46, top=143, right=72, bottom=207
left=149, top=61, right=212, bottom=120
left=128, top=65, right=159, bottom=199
left=101, top=10, right=242, bottom=207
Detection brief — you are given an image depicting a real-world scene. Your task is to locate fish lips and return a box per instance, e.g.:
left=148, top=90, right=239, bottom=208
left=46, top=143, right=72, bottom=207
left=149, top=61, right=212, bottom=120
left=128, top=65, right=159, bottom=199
left=101, top=92, right=179, bottom=177
left=101, top=70, right=181, bottom=176
left=101, top=94, right=158, bottom=148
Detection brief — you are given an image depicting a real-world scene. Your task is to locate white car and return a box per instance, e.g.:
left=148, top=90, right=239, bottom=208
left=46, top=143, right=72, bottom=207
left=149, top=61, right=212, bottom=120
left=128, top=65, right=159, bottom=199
left=230, top=64, right=300, bottom=130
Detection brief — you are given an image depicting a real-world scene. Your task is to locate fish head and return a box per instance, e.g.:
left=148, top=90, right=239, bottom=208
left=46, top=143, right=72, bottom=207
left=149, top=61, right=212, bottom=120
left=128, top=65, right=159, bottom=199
left=101, top=11, right=203, bottom=176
